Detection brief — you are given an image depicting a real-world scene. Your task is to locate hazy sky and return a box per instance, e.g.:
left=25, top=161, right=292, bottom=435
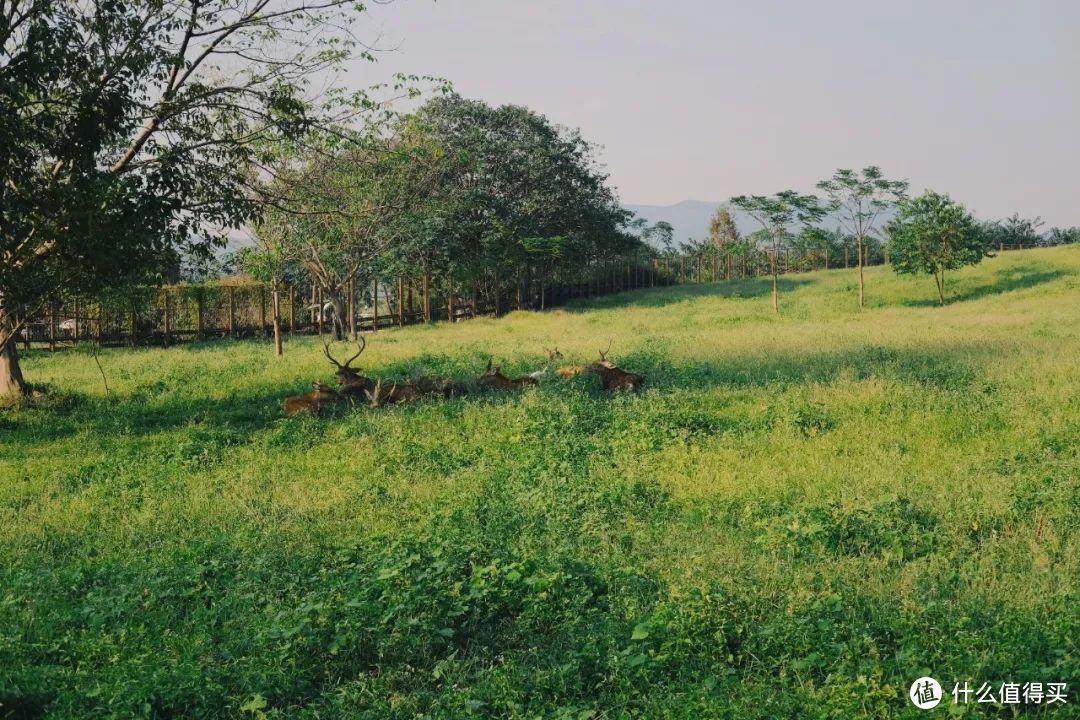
left=353, top=0, right=1079, bottom=226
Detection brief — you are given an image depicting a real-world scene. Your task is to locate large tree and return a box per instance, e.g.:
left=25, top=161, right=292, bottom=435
left=730, top=192, right=823, bottom=314
left=887, top=191, right=988, bottom=304
left=397, top=95, right=636, bottom=309
left=816, top=167, right=908, bottom=308
left=0, top=0, right=378, bottom=400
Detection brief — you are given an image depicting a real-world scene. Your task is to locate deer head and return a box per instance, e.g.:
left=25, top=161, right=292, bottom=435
left=543, top=346, right=564, bottom=361
left=479, top=358, right=538, bottom=390
left=588, top=340, right=644, bottom=391
left=324, top=338, right=372, bottom=389
left=283, top=380, right=340, bottom=416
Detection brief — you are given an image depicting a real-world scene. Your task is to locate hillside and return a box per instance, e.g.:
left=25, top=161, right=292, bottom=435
left=2, top=246, right=1078, bottom=718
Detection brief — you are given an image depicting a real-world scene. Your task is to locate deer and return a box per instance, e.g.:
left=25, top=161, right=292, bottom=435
left=283, top=381, right=341, bottom=416
left=588, top=340, right=645, bottom=391
left=479, top=359, right=539, bottom=390
left=536, top=345, right=588, bottom=379
left=364, top=379, right=425, bottom=408
left=323, top=338, right=375, bottom=402
left=412, top=374, right=467, bottom=398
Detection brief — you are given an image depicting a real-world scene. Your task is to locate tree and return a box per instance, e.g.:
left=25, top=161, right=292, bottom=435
left=0, top=0, right=377, bottom=400
left=396, top=95, right=636, bottom=310
left=887, top=191, right=988, bottom=305
left=709, top=208, right=741, bottom=279
left=982, top=213, right=1044, bottom=252
left=816, top=167, right=908, bottom=308
left=730, top=192, right=823, bottom=314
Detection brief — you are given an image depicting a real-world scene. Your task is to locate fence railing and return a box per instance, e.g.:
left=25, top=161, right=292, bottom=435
left=18, top=242, right=1051, bottom=350
left=18, top=260, right=678, bottom=349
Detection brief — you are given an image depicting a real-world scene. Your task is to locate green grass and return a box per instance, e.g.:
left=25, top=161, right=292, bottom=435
left=2, top=247, right=1079, bottom=719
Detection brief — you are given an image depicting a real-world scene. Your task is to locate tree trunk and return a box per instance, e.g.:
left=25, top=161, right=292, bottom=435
left=0, top=341, right=28, bottom=402
left=397, top=276, right=405, bottom=327
left=330, top=290, right=345, bottom=341
left=272, top=278, right=283, bottom=357
left=857, top=236, right=865, bottom=309
left=771, top=244, right=780, bottom=315
left=422, top=273, right=431, bottom=322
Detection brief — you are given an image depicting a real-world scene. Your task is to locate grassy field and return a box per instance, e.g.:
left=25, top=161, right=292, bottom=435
left=2, top=247, right=1079, bottom=719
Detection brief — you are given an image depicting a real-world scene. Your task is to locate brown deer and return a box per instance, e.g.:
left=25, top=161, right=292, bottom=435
left=412, top=374, right=467, bottom=398
left=283, top=381, right=340, bottom=416
left=540, top=345, right=588, bottom=379
left=324, top=339, right=375, bottom=401
left=588, top=340, right=644, bottom=391
left=479, top=359, right=539, bottom=390
left=364, top=379, right=425, bottom=408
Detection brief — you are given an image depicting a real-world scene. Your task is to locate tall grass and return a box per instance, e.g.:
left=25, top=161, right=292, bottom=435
left=2, top=247, right=1078, bottom=718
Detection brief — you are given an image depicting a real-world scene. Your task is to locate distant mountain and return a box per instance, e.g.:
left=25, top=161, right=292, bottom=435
left=624, top=200, right=727, bottom=246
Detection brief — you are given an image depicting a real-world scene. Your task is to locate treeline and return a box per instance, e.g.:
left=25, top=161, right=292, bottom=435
left=237, top=95, right=652, bottom=354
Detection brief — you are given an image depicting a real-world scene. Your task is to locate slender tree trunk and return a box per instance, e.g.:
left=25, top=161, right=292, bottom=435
left=422, top=273, right=431, bottom=322
left=397, top=276, right=405, bottom=327
left=771, top=242, right=780, bottom=315
left=272, top=277, right=283, bottom=357
left=936, top=270, right=946, bottom=305
left=857, top=236, right=866, bottom=309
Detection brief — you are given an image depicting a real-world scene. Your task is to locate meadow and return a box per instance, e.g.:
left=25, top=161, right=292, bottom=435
left=2, top=247, right=1078, bottom=719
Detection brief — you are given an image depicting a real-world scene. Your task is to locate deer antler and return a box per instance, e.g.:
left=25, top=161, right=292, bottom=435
left=599, top=339, right=612, bottom=361
left=323, top=341, right=342, bottom=368
left=365, top=379, right=382, bottom=407
left=342, top=336, right=366, bottom=367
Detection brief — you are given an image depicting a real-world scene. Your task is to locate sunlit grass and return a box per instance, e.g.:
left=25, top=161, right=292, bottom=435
left=2, top=246, right=1078, bottom=718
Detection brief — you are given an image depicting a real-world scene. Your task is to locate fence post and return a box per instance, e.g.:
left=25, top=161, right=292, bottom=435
left=372, top=277, right=379, bottom=332
left=397, top=276, right=405, bottom=327
left=227, top=286, right=236, bottom=338
left=130, top=296, right=137, bottom=348
left=289, top=286, right=296, bottom=334
left=97, top=301, right=104, bottom=343
left=259, top=284, right=267, bottom=338
left=316, top=286, right=324, bottom=335
left=49, top=300, right=57, bottom=352
left=196, top=292, right=205, bottom=341
left=446, top=277, right=453, bottom=323
left=163, top=290, right=171, bottom=348
left=347, top=277, right=355, bottom=338
left=73, top=297, right=81, bottom=344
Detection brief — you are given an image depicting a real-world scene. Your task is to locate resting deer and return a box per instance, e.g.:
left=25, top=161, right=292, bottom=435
left=324, top=339, right=375, bottom=401
left=412, top=374, right=467, bottom=398
left=537, top=345, right=588, bottom=379
left=480, top=359, right=539, bottom=390
left=364, top=379, right=425, bottom=408
left=283, top=381, right=340, bottom=416
left=588, top=340, right=644, bottom=391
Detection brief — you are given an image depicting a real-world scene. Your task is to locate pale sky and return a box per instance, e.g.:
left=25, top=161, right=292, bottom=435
left=352, top=0, right=1079, bottom=227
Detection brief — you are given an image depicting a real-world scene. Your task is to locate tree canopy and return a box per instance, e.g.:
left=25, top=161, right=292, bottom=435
left=887, top=191, right=988, bottom=304
left=0, top=0, right=383, bottom=397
